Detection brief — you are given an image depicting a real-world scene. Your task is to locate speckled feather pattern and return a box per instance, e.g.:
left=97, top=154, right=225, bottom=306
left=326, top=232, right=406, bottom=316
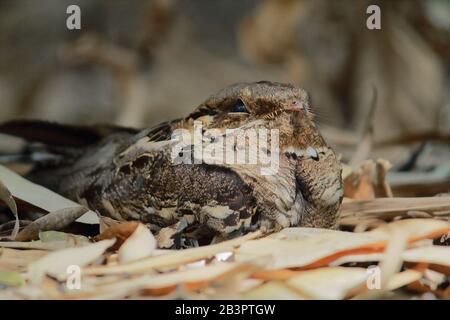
left=24, top=82, right=344, bottom=245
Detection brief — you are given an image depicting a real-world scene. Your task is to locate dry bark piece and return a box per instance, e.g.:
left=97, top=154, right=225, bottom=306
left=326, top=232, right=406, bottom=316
left=340, top=196, right=450, bottom=221
left=15, top=207, right=88, bottom=241
left=0, top=220, right=31, bottom=239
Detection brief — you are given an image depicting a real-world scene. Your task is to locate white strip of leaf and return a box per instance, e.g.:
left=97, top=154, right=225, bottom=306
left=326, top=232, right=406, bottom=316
left=0, top=164, right=98, bottom=224
left=28, top=238, right=116, bottom=285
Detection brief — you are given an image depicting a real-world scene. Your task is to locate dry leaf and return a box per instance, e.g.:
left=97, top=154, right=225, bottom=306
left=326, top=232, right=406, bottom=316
left=385, top=270, right=423, bottom=292
left=242, top=281, right=305, bottom=300
left=94, top=221, right=139, bottom=251
left=28, top=238, right=115, bottom=284
left=286, top=267, right=368, bottom=299
left=349, top=87, right=377, bottom=167
left=352, top=10, right=444, bottom=143
left=0, top=270, right=25, bottom=287
left=155, top=220, right=187, bottom=248
left=379, top=227, right=409, bottom=286
left=62, top=262, right=245, bottom=299
left=355, top=227, right=410, bottom=299
left=236, top=219, right=449, bottom=270
left=340, top=196, right=450, bottom=221
left=0, top=247, right=47, bottom=272
left=0, top=178, right=19, bottom=239
left=327, top=245, right=450, bottom=269
left=0, top=164, right=98, bottom=224
left=39, top=231, right=89, bottom=244
left=402, top=246, right=450, bottom=267
left=238, top=0, right=305, bottom=64
left=84, top=231, right=261, bottom=276
left=118, top=223, right=156, bottom=263
left=344, top=159, right=393, bottom=200
left=0, top=240, right=83, bottom=251
left=155, top=226, right=177, bottom=249
left=0, top=231, right=89, bottom=251
left=98, top=215, right=121, bottom=234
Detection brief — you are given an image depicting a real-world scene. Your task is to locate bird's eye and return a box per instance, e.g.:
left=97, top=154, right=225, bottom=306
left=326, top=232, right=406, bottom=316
left=230, top=99, right=248, bottom=113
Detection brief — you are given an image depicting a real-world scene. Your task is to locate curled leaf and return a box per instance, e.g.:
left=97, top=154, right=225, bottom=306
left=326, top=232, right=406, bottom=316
left=0, top=179, right=19, bottom=239
left=118, top=224, right=156, bottom=263
left=94, top=221, right=139, bottom=251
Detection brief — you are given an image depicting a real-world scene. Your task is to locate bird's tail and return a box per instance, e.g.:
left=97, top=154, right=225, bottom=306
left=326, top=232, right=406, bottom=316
left=0, top=120, right=139, bottom=167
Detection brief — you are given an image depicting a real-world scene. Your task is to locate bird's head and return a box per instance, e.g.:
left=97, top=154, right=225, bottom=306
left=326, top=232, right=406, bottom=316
left=186, top=81, right=316, bottom=143
left=175, top=81, right=343, bottom=230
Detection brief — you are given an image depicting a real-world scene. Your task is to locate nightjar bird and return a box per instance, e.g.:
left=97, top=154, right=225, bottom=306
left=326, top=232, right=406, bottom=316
left=0, top=82, right=343, bottom=246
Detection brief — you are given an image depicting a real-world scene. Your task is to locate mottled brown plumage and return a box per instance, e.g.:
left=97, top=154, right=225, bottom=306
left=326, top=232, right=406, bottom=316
left=0, top=81, right=343, bottom=247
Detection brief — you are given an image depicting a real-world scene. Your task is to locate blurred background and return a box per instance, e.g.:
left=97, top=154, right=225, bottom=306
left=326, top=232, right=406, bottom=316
left=0, top=0, right=449, bottom=195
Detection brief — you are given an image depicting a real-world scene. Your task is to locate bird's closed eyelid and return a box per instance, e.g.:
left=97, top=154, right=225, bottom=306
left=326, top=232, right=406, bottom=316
left=228, top=98, right=250, bottom=115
